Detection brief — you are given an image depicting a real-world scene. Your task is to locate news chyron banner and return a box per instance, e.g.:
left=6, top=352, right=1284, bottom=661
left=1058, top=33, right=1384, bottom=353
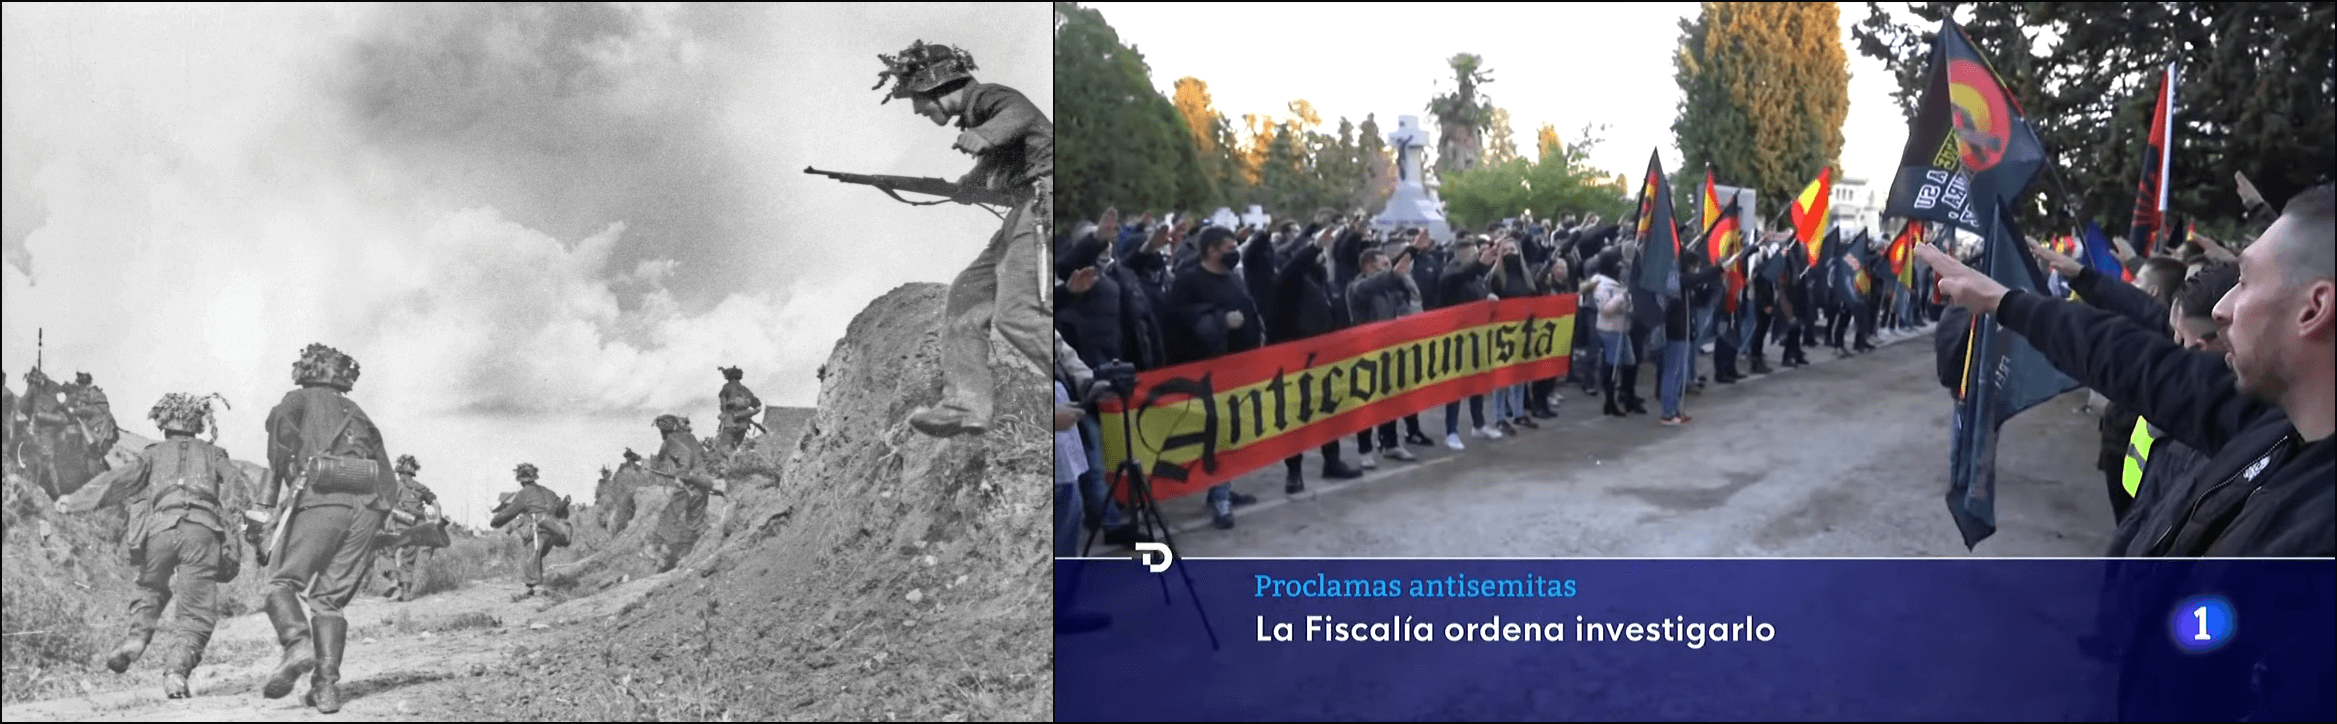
left=1055, top=558, right=2337, bottom=721
left=1095, top=295, right=1574, bottom=502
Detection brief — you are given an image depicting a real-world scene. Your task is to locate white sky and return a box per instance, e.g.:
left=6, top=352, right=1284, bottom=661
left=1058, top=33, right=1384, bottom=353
left=1085, top=1, right=1915, bottom=208
left=2, top=3, right=1049, bottom=527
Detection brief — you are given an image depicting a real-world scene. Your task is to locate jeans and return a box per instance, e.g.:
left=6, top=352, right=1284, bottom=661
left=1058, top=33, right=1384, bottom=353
left=1659, top=336, right=1692, bottom=418
left=1691, top=305, right=1716, bottom=381
left=1054, top=481, right=1081, bottom=558
left=1077, top=416, right=1126, bottom=531
left=1493, top=385, right=1524, bottom=421
left=1599, top=330, right=1636, bottom=368
left=1444, top=396, right=1486, bottom=435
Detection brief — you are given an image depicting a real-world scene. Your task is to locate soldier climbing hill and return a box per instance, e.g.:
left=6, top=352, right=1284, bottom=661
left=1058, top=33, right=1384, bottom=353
left=647, top=414, right=717, bottom=572
left=871, top=39, right=1053, bottom=438
left=716, top=366, right=763, bottom=454
left=252, top=343, right=399, bottom=714
left=490, top=462, right=568, bottom=601
left=53, top=392, right=251, bottom=700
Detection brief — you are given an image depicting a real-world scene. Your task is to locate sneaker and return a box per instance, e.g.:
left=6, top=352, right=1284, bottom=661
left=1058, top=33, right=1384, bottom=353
left=1358, top=452, right=1379, bottom=470
left=1211, top=500, right=1234, bottom=529
left=1386, top=447, right=1417, bottom=462
left=1515, top=416, right=1540, bottom=429
left=1285, top=470, right=1306, bottom=495
left=1445, top=433, right=1466, bottom=451
left=1660, top=415, right=1693, bottom=426
left=1229, top=491, right=1259, bottom=507
left=1322, top=461, right=1363, bottom=479
left=1404, top=432, right=1434, bottom=447
left=1496, top=420, right=1516, bottom=436
left=1476, top=426, right=1505, bottom=440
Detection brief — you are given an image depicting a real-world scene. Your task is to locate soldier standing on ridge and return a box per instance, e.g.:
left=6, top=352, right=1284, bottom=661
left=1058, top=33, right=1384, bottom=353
left=491, top=463, right=567, bottom=600
left=53, top=392, right=250, bottom=699
left=716, top=366, right=762, bottom=454
left=872, top=39, right=1054, bottom=438
left=379, top=455, right=439, bottom=602
left=251, top=343, right=398, bottom=714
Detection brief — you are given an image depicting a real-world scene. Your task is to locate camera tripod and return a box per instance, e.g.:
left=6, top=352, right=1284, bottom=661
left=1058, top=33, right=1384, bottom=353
left=1079, top=398, right=1221, bottom=651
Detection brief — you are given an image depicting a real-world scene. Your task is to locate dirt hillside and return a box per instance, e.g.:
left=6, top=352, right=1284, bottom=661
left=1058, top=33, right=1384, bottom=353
left=0, top=282, right=1052, bottom=722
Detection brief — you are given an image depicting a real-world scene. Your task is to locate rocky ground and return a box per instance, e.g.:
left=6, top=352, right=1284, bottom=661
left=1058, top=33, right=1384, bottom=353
left=2, top=282, right=1052, bottom=722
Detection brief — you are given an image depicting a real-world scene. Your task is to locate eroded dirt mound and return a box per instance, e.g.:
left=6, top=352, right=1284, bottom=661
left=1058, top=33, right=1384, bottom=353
left=452, top=282, right=1051, bottom=721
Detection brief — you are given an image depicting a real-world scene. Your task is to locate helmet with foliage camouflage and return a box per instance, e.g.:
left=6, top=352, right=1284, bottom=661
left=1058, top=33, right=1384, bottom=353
left=148, top=392, right=229, bottom=438
left=654, top=414, right=687, bottom=433
left=292, top=343, right=361, bottom=391
left=514, top=462, right=540, bottom=481
left=873, top=40, right=976, bottom=104
left=396, top=454, right=420, bottom=474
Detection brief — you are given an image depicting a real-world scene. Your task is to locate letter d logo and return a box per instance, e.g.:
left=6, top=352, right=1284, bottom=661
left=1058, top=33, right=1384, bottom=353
left=1134, top=542, right=1174, bottom=573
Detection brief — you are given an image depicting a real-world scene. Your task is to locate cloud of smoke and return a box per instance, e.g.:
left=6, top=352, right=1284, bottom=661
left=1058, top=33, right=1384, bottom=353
left=1, top=3, right=1050, bottom=525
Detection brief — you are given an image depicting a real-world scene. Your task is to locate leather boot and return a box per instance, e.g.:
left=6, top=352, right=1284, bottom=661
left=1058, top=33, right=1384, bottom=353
left=305, top=614, right=347, bottom=713
left=163, top=638, right=204, bottom=699
left=1600, top=366, right=1622, bottom=417
left=104, top=630, right=152, bottom=674
left=261, top=588, right=314, bottom=700
left=1619, top=365, right=1648, bottom=414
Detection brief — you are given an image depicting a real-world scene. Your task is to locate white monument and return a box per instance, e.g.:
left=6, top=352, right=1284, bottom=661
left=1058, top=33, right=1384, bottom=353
left=1239, top=204, right=1272, bottom=229
left=1372, top=115, right=1453, bottom=243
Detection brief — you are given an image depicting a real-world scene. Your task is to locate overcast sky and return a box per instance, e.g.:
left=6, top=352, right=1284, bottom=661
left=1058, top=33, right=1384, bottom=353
left=1083, top=1, right=1916, bottom=214
left=2, top=3, right=1049, bottom=527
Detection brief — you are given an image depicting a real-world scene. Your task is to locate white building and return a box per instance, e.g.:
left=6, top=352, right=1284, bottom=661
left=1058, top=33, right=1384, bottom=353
left=1830, top=176, right=1884, bottom=241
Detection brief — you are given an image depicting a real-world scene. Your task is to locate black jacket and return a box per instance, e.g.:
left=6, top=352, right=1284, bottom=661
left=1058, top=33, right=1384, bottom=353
left=1995, top=289, right=2333, bottom=557
left=1164, top=264, right=1264, bottom=365
left=1434, top=258, right=1491, bottom=311
left=1997, top=290, right=2334, bottom=721
left=1268, top=245, right=1342, bottom=343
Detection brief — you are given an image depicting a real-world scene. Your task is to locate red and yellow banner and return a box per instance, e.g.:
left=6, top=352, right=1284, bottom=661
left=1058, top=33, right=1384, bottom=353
left=1097, top=296, right=1577, bottom=502
left=1792, top=167, right=1833, bottom=264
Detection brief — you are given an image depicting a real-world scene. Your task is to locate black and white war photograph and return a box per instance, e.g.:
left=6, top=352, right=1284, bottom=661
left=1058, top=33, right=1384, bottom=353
left=3, top=2, right=1052, bottom=720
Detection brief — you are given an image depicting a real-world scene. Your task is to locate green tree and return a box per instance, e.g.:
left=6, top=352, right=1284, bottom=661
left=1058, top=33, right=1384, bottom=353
left=1054, top=2, right=1212, bottom=227
left=1853, top=2, right=2334, bottom=239
left=1441, top=123, right=1631, bottom=228
left=1358, top=114, right=1396, bottom=214
left=1672, top=2, right=1851, bottom=221
left=1428, top=53, right=1496, bottom=178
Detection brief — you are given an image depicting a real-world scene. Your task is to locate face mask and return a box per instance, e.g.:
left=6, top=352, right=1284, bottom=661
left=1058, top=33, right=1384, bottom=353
left=1219, top=250, right=1241, bottom=267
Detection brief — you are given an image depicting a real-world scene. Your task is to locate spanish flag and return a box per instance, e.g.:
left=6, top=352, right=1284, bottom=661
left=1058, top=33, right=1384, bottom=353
left=1791, top=167, right=1832, bottom=265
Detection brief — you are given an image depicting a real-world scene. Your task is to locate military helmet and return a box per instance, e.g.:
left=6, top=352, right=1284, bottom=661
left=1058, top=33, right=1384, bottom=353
left=515, top=462, right=539, bottom=481
left=148, top=392, right=228, bottom=436
left=396, top=454, right=420, bottom=474
left=623, top=447, right=642, bottom=461
left=873, top=40, right=976, bottom=104
left=719, top=366, right=743, bottom=381
left=292, top=343, right=361, bottom=391
left=654, top=414, right=686, bottom=433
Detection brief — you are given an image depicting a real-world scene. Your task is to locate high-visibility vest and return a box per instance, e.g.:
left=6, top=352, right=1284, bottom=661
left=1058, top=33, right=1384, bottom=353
left=2122, top=417, right=2160, bottom=497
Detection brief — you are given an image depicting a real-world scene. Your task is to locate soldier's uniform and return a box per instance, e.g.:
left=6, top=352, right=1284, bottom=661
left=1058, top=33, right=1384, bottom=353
left=255, top=343, right=398, bottom=713
left=490, top=463, right=566, bottom=598
left=715, top=367, right=762, bottom=453
left=69, top=372, right=122, bottom=458
left=647, top=415, right=713, bottom=572
left=878, top=40, right=1053, bottom=438
left=54, top=392, right=249, bottom=699
left=602, top=448, right=648, bottom=535
left=378, top=455, right=438, bottom=602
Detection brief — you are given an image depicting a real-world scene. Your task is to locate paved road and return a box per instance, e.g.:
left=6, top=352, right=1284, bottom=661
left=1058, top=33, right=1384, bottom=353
left=1126, top=326, right=2115, bottom=557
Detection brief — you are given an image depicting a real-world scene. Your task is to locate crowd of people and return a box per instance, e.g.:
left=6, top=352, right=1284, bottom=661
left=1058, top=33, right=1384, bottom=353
left=1047, top=204, right=1950, bottom=550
